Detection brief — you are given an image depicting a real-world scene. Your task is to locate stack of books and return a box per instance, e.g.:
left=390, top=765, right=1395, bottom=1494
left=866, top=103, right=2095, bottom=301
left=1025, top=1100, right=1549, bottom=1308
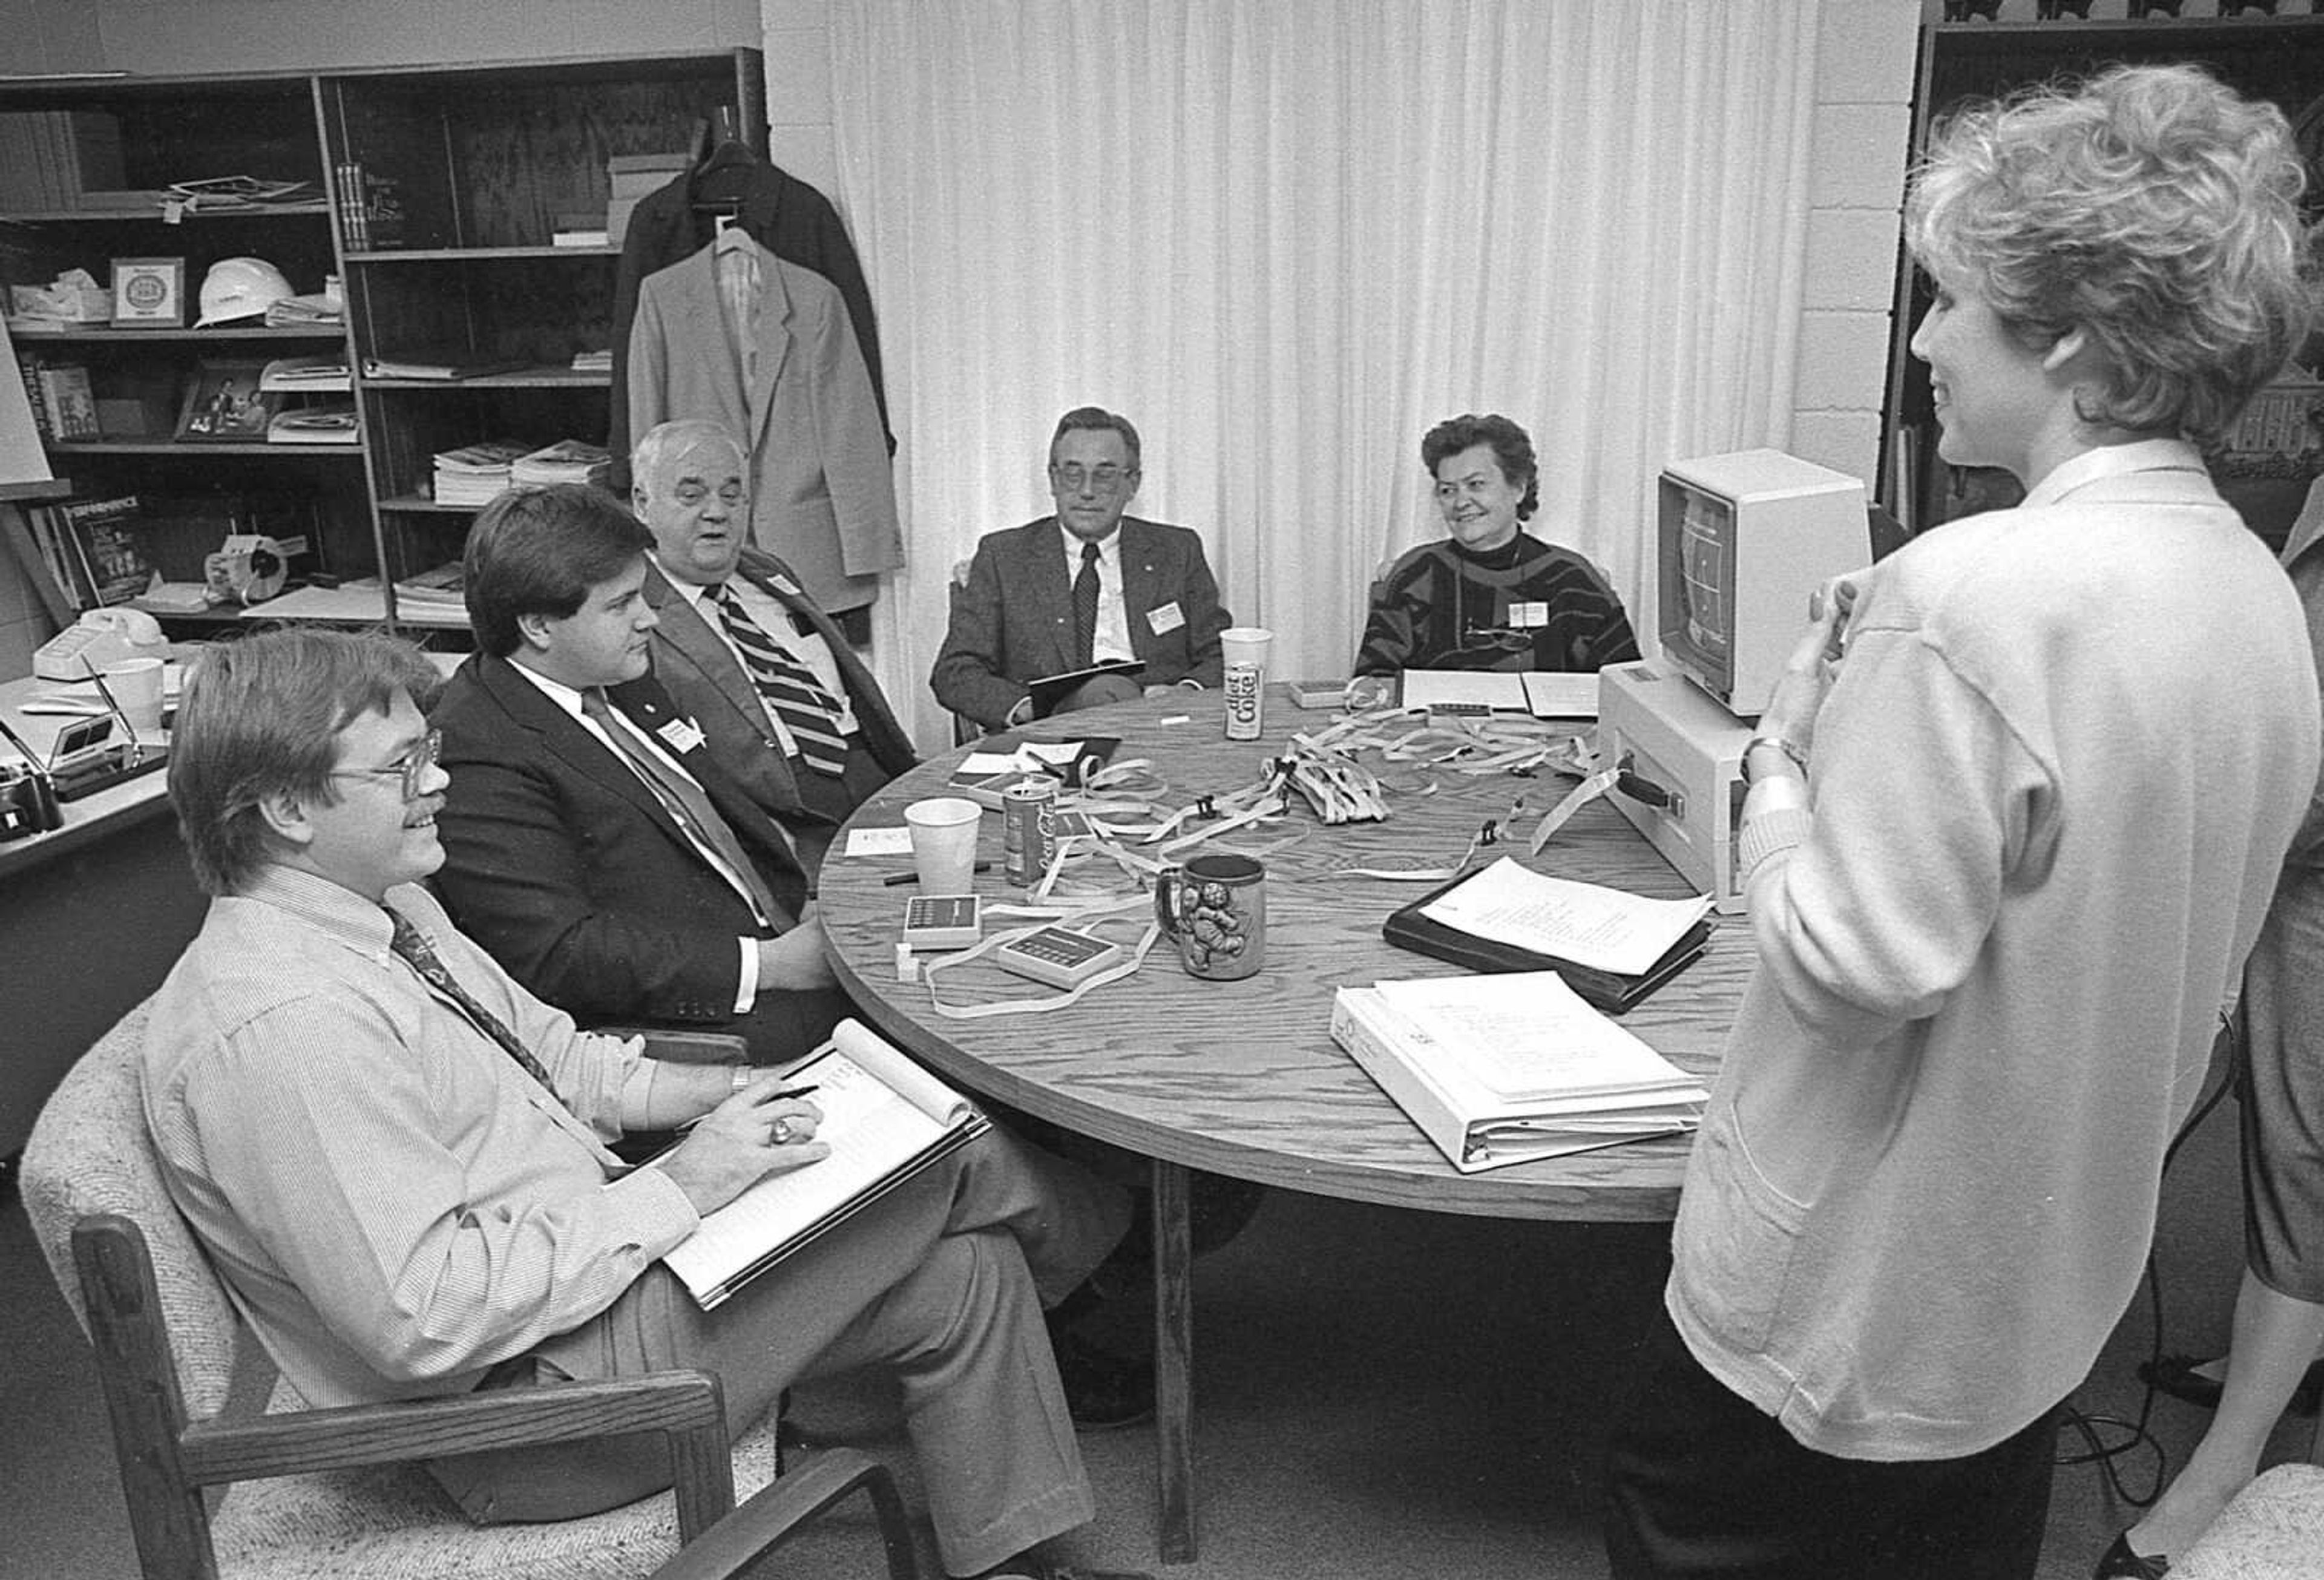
left=20, top=496, right=156, bottom=611
left=1331, top=971, right=1709, bottom=1173
left=393, top=560, right=465, bottom=611
left=510, top=438, right=611, bottom=488
left=430, top=439, right=528, bottom=506
left=258, top=355, right=351, bottom=393
left=264, top=289, right=343, bottom=329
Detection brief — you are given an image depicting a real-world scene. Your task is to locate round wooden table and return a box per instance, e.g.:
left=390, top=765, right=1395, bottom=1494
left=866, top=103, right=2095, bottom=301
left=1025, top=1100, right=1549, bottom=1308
left=816, top=687, right=1751, bottom=1562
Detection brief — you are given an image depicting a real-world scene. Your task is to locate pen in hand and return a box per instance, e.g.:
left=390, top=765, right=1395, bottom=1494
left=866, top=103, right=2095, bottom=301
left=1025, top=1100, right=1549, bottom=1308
left=679, top=1082, right=821, bottom=1130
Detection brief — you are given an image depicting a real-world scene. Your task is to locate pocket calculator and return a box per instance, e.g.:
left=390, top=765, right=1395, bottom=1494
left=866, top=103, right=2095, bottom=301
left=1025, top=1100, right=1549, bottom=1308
left=902, top=895, right=983, bottom=950
left=993, top=926, right=1128, bottom=989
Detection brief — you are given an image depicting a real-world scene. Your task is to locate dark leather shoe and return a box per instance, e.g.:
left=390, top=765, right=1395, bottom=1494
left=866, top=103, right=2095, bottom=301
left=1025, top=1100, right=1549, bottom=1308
left=2139, top=1352, right=2324, bottom=1414
left=2094, top=1531, right=2169, bottom=1578
left=1048, top=1327, right=1155, bottom=1429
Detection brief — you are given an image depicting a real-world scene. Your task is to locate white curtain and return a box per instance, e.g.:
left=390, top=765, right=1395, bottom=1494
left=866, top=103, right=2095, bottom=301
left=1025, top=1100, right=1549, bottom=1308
left=831, top=0, right=1823, bottom=750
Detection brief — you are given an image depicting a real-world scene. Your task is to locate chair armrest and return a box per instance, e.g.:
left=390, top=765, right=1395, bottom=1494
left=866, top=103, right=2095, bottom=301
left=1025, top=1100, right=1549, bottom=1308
left=651, top=1447, right=921, bottom=1580
left=602, top=1028, right=750, bottom=1065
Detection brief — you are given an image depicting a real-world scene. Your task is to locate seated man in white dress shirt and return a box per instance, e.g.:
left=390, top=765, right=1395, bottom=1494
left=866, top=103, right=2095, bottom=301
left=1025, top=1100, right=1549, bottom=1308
left=143, top=626, right=1147, bottom=1580
left=930, top=407, right=1232, bottom=733
left=627, top=418, right=917, bottom=875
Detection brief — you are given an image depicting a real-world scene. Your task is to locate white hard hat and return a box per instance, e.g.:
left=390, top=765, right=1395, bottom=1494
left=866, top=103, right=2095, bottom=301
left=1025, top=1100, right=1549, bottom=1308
left=194, top=257, right=295, bottom=327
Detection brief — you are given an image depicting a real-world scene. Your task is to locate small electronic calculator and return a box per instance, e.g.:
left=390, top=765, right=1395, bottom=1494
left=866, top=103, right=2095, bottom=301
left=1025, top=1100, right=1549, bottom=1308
left=993, top=926, right=1127, bottom=989
left=901, top=895, right=983, bottom=950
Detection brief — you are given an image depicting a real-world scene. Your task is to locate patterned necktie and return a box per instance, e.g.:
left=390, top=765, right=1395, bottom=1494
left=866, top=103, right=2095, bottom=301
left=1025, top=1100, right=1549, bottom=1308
left=712, top=583, right=849, bottom=777
left=1072, top=540, right=1101, bottom=669
left=580, top=687, right=780, bottom=928
left=387, top=912, right=557, bottom=1090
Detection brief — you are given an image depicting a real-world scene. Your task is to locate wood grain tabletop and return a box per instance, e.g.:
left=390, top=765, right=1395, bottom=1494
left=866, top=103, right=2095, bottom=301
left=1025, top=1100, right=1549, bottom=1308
left=818, top=687, right=1752, bottom=1222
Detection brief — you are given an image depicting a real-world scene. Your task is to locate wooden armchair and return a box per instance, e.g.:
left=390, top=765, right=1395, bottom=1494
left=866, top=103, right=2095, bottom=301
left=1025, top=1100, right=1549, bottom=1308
left=22, top=1001, right=920, bottom=1580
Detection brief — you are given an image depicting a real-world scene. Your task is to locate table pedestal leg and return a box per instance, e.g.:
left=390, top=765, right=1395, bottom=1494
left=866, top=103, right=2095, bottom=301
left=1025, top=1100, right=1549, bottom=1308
left=1152, top=1157, right=1195, bottom=1562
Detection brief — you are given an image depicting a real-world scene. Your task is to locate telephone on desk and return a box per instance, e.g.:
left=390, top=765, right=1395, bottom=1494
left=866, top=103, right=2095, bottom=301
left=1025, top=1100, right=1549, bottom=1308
left=34, top=607, right=165, bottom=682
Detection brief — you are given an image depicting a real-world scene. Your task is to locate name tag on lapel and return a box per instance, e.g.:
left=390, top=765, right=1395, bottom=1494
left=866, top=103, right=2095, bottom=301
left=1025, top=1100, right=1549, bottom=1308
left=1509, top=601, right=1549, bottom=630
left=769, top=573, right=803, bottom=598
left=1147, top=602, right=1186, bottom=636
left=657, top=716, right=707, bottom=754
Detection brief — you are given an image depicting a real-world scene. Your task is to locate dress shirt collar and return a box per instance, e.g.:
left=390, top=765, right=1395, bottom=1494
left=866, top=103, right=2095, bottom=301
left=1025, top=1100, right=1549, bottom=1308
left=233, top=865, right=401, bottom=958
left=1057, top=519, right=1121, bottom=574
left=506, top=655, right=594, bottom=721
left=2022, top=438, right=2205, bottom=510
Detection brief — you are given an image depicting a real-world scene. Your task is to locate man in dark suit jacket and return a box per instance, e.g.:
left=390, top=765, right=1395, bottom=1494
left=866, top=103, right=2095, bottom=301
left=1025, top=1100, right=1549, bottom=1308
left=431, top=482, right=850, bottom=1066
left=626, top=419, right=916, bottom=876
left=930, top=407, right=1233, bottom=732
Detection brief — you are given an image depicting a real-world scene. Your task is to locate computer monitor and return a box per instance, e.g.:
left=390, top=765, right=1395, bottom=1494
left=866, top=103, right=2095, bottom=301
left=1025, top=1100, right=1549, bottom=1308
left=1655, top=448, right=1868, bottom=719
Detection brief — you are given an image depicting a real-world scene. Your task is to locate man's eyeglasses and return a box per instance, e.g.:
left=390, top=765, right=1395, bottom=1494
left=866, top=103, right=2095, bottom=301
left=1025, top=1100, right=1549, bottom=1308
left=1049, top=464, right=1132, bottom=494
left=330, top=729, right=441, bottom=801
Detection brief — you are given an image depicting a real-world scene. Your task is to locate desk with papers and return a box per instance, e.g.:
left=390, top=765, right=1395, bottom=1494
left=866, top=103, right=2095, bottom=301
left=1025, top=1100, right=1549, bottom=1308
left=815, top=686, right=1754, bottom=1562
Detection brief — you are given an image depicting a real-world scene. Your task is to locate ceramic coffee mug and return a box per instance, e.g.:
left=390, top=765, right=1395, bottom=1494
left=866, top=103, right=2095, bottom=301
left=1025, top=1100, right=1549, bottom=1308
left=1153, top=851, right=1266, bottom=980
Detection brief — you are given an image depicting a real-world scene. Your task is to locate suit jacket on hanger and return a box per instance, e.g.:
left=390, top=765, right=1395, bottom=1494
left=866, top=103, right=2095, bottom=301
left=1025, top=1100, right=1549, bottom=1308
left=628, top=244, right=901, bottom=616
left=628, top=546, right=917, bottom=830
left=430, top=652, right=847, bottom=1065
left=930, top=515, right=1233, bottom=730
left=610, top=158, right=890, bottom=488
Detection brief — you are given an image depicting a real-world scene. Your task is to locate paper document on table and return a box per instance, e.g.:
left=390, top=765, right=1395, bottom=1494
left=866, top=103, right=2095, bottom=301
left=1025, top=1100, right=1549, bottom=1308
left=845, top=826, right=914, bottom=857
left=1373, top=972, right=1704, bottom=1104
left=1518, top=671, right=1598, bottom=719
left=1416, top=857, right=1712, bottom=977
left=661, top=1020, right=987, bottom=1308
left=1402, top=669, right=1526, bottom=711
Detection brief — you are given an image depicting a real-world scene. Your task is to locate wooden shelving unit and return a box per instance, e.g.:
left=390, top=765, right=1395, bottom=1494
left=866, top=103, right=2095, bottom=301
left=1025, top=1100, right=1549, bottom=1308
left=1, top=48, right=765, bottom=632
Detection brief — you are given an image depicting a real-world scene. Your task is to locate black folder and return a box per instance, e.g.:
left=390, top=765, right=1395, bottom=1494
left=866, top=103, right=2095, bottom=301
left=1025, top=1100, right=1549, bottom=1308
left=1381, top=874, right=1712, bottom=1015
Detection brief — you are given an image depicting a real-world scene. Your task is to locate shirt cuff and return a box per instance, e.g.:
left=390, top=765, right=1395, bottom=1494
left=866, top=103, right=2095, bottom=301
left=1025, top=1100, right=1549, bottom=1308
left=733, top=936, right=759, bottom=1014
left=599, top=1162, right=702, bottom=1255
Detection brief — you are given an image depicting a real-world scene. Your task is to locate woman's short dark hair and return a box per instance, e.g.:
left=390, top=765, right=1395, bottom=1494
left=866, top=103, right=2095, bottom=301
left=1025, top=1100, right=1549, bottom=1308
left=168, top=628, right=438, bottom=896
left=1050, top=406, right=1143, bottom=470
left=1421, top=413, right=1540, bottom=520
left=464, top=484, right=653, bottom=657
left=1906, top=62, right=2317, bottom=447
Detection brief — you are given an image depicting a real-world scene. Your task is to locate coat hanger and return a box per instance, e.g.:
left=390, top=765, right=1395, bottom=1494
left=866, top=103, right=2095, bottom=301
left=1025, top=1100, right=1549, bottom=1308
left=689, top=106, right=761, bottom=214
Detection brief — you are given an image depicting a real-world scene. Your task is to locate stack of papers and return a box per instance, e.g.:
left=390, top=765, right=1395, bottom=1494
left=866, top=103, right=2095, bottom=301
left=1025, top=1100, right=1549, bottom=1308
left=258, top=356, right=351, bottom=393
left=264, top=290, right=343, bottom=329
left=1333, top=971, right=1708, bottom=1172
left=393, top=560, right=465, bottom=609
left=266, top=404, right=359, bottom=445
left=570, top=348, right=612, bottom=374
left=510, top=438, right=610, bottom=487
left=431, top=439, right=528, bottom=506
left=1399, top=669, right=1600, bottom=720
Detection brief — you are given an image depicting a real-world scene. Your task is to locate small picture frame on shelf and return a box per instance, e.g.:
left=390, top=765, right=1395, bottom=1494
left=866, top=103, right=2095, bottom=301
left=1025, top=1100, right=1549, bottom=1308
left=110, top=257, right=186, bottom=328
left=174, top=359, right=275, bottom=442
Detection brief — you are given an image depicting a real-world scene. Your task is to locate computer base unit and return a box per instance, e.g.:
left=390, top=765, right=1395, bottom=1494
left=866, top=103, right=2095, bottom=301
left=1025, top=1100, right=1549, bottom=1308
left=1598, top=660, right=1755, bottom=914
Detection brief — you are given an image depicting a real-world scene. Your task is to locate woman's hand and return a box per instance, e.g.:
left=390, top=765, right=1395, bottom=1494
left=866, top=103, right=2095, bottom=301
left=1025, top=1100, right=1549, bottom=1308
left=1757, top=572, right=1862, bottom=756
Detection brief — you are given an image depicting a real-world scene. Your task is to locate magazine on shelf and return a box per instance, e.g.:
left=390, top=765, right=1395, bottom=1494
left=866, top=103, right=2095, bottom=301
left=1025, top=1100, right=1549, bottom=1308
left=392, top=560, right=465, bottom=606
left=265, top=403, right=359, bottom=444
left=659, top=1020, right=990, bottom=1310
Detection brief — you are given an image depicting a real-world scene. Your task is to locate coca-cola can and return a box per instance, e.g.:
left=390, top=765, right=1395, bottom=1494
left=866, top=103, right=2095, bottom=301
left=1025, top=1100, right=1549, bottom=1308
left=1224, top=662, right=1263, bottom=741
left=1002, top=776, right=1058, bottom=888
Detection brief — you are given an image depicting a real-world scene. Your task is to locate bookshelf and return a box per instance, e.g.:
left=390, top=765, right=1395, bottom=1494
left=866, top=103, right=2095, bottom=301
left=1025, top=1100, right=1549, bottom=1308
left=0, top=49, right=765, bottom=633
left=1881, top=14, right=2324, bottom=547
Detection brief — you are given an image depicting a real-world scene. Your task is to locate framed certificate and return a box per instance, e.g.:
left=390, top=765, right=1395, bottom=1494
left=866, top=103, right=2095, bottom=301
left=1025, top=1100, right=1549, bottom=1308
left=110, top=257, right=185, bottom=328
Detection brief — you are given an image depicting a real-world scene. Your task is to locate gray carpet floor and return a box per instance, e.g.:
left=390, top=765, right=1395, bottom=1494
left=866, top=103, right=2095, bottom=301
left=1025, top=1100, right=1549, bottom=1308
left=4, top=1080, right=2312, bottom=1579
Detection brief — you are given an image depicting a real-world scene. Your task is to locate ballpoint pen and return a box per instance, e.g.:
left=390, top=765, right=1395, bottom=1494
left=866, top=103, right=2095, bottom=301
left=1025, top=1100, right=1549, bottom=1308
left=885, top=862, right=993, bottom=886
left=679, top=1083, right=819, bottom=1130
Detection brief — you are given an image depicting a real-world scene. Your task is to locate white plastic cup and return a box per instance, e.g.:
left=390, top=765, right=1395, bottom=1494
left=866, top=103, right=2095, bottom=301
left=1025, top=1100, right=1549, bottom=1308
left=1218, top=626, right=1273, bottom=672
left=904, top=796, right=983, bottom=896
left=100, top=657, right=165, bottom=735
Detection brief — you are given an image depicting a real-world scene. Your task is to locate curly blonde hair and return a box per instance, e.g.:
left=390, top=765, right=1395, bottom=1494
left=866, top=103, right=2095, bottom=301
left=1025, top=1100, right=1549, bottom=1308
left=1905, top=62, right=2318, bottom=447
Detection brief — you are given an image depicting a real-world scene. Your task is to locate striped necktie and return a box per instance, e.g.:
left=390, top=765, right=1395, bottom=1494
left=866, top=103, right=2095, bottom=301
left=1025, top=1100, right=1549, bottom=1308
left=712, top=583, right=849, bottom=777
left=387, top=913, right=559, bottom=1092
left=1072, top=540, right=1101, bottom=669
left=580, top=687, right=780, bottom=928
